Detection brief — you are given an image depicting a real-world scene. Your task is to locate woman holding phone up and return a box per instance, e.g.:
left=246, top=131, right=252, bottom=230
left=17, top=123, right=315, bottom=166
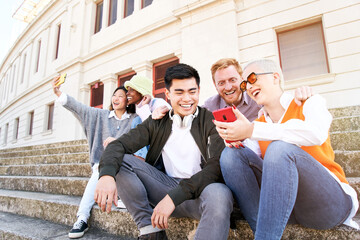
left=52, top=76, right=147, bottom=239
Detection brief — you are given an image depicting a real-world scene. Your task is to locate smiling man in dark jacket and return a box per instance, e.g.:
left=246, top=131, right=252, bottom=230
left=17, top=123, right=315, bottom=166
left=95, top=63, right=233, bottom=240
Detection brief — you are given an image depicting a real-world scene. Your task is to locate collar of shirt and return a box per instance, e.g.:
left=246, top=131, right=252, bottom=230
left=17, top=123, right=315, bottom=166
left=219, top=91, right=251, bottom=109
left=108, top=111, right=131, bottom=121
left=257, top=92, right=293, bottom=122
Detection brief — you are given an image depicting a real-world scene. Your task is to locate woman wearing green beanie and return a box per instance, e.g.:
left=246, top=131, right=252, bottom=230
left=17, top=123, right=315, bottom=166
left=124, top=75, right=171, bottom=121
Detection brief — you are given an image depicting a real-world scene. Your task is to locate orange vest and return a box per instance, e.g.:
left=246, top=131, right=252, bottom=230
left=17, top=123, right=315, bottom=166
left=256, top=100, right=348, bottom=184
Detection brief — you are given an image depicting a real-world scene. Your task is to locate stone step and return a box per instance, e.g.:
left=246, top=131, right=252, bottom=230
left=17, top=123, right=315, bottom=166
left=0, top=163, right=92, bottom=177
left=0, top=189, right=359, bottom=240
left=0, top=189, right=192, bottom=239
left=336, top=151, right=360, bottom=177
left=0, top=152, right=90, bottom=166
left=0, top=144, right=89, bottom=158
left=0, top=176, right=88, bottom=196
left=0, top=139, right=88, bottom=154
left=331, top=115, right=360, bottom=133
left=1, top=170, right=359, bottom=201
left=0, top=211, right=129, bottom=240
left=330, top=131, right=360, bottom=151
left=329, top=105, right=360, bottom=119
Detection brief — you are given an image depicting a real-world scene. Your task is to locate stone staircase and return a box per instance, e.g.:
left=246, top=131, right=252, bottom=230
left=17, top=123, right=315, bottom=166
left=0, top=105, right=359, bottom=239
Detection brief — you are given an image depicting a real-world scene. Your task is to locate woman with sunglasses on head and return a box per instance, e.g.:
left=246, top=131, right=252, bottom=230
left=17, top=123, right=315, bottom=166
left=213, top=59, right=359, bottom=239
left=51, top=77, right=147, bottom=239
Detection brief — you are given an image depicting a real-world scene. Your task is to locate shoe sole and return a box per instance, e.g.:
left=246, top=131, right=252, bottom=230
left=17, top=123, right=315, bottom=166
left=68, top=227, right=89, bottom=239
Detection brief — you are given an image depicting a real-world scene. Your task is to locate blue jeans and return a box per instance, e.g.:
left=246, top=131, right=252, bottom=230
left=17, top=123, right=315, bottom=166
left=115, top=154, right=233, bottom=240
left=77, top=163, right=98, bottom=221
left=220, top=141, right=352, bottom=240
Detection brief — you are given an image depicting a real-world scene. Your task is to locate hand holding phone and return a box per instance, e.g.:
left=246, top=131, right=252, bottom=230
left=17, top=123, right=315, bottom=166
left=55, top=73, right=67, bottom=87
left=212, top=107, right=237, bottom=143
left=212, top=107, right=236, bottom=123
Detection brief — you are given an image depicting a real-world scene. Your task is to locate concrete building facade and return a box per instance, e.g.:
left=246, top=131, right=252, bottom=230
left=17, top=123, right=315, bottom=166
left=0, top=0, right=359, bottom=149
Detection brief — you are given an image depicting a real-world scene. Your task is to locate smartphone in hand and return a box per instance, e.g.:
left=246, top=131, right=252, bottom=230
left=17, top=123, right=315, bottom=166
left=212, top=107, right=236, bottom=122
left=55, top=73, right=67, bottom=87
left=212, top=107, right=237, bottom=143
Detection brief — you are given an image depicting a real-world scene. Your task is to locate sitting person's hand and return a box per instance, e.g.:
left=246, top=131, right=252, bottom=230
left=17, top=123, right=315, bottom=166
left=152, top=105, right=170, bottom=120
left=225, top=140, right=244, bottom=149
left=294, top=86, right=313, bottom=106
left=138, top=94, right=152, bottom=107
left=103, top=137, right=116, bottom=148
left=94, top=175, right=118, bottom=213
left=214, top=106, right=254, bottom=142
left=151, top=194, right=175, bottom=229
left=134, top=155, right=145, bottom=161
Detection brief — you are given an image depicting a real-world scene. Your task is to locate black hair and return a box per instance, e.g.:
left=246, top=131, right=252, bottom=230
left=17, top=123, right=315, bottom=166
left=164, top=63, right=200, bottom=89
left=109, top=86, right=136, bottom=113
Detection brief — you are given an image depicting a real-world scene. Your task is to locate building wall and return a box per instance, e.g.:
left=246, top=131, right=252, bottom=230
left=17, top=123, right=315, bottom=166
left=236, top=0, right=360, bottom=108
left=0, top=0, right=359, bottom=149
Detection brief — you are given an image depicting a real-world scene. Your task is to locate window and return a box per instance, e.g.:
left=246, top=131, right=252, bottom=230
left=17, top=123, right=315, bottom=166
left=4, top=123, right=9, bottom=144
left=153, top=57, right=179, bottom=101
left=13, top=118, right=19, bottom=140
left=11, top=65, right=16, bottom=92
left=47, top=103, right=54, bottom=131
left=118, top=71, right=136, bottom=87
left=277, top=22, right=329, bottom=80
left=109, top=0, right=117, bottom=26
left=95, top=1, right=103, bottom=33
left=141, top=0, right=153, bottom=8
left=4, top=73, right=9, bottom=100
left=35, top=40, right=41, bottom=72
left=28, top=111, right=34, bottom=136
left=21, top=54, right=26, bottom=84
left=90, top=82, right=104, bottom=108
left=124, top=0, right=134, bottom=18
left=55, top=24, right=61, bottom=59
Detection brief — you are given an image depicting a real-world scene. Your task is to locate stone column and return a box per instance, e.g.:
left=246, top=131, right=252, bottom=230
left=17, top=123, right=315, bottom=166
left=134, top=0, right=141, bottom=12
left=100, top=73, right=118, bottom=109
left=133, top=61, right=152, bottom=78
left=117, top=0, right=124, bottom=20
left=102, top=0, right=110, bottom=29
left=79, top=84, right=91, bottom=108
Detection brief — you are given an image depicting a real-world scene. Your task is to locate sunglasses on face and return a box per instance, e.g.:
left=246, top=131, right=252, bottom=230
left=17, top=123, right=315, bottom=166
left=240, top=72, right=274, bottom=92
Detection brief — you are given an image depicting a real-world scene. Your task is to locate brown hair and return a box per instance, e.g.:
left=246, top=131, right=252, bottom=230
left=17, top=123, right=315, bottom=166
left=210, top=58, right=243, bottom=82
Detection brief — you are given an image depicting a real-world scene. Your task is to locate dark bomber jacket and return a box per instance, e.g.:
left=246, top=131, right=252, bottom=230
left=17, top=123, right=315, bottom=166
left=99, top=106, right=225, bottom=206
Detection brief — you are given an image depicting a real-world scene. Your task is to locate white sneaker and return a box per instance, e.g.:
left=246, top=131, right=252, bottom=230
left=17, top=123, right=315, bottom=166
left=117, top=199, right=126, bottom=209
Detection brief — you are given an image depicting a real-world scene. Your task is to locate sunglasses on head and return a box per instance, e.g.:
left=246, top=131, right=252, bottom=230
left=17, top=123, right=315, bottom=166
left=240, top=72, right=273, bottom=92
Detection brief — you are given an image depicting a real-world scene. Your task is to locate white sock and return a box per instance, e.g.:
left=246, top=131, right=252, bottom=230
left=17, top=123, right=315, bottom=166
left=139, top=225, right=162, bottom=235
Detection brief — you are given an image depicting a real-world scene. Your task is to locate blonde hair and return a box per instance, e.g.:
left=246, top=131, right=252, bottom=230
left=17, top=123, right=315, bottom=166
left=243, top=59, right=284, bottom=90
left=210, top=58, right=242, bottom=82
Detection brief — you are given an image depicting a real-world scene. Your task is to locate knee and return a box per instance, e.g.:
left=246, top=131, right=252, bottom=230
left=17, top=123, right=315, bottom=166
left=220, top=147, right=239, bottom=171
left=115, top=167, right=135, bottom=190
left=202, top=184, right=233, bottom=217
left=265, top=141, right=299, bottom=163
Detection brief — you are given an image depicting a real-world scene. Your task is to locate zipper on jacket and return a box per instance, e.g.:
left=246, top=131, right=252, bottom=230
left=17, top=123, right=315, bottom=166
left=153, top=151, right=163, bottom=167
left=206, top=136, right=211, bottom=160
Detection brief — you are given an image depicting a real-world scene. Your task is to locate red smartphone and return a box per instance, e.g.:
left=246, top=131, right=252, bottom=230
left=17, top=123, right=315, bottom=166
left=212, top=107, right=236, bottom=123
left=212, top=107, right=237, bottom=143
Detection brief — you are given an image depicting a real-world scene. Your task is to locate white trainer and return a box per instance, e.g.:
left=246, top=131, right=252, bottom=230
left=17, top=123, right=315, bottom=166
left=117, top=199, right=126, bottom=209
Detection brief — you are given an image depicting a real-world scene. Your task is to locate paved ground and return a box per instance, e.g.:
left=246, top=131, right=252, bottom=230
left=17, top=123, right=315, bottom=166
left=0, top=211, right=135, bottom=240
